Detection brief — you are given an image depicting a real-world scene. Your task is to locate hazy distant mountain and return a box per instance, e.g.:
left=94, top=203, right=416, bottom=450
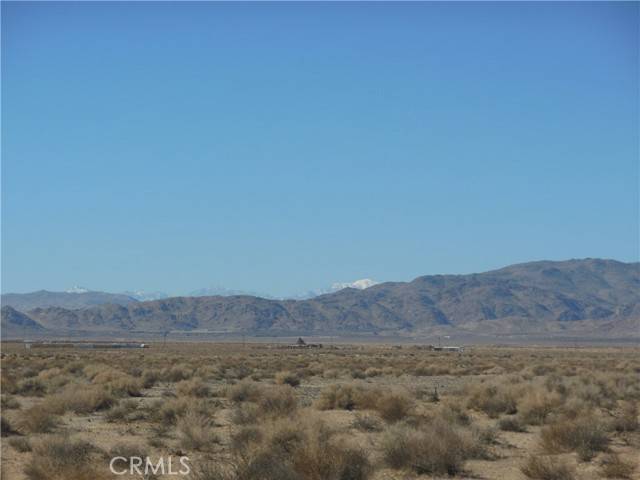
left=1, top=290, right=138, bottom=311
left=7, top=259, right=638, bottom=338
left=1, top=306, right=45, bottom=336
left=286, top=278, right=379, bottom=299
left=122, top=290, right=169, bottom=301
left=189, top=286, right=274, bottom=298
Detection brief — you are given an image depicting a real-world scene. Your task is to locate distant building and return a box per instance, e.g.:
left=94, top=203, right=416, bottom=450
left=429, top=345, right=464, bottom=352
left=287, top=337, right=323, bottom=349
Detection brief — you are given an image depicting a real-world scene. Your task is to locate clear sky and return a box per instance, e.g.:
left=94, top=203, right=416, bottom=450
left=2, top=1, right=638, bottom=296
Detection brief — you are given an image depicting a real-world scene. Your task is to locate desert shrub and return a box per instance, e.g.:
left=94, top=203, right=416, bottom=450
left=273, top=418, right=372, bottom=480
left=275, top=371, right=300, bottom=387
left=315, top=383, right=379, bottom=411
left=600, top=453, right=635, bottom=479
left=102, top=376, right=142, bottom=397
left=16, top=378, right=47, bottom=396
left=231, top=403, right=260, bottom=425
left=258, top=385, right=297, bottom=417
left=24, top=435, right=105, bottom=480
left=177, top=412, right=219, bottom=451
left=9, top=436, right=32, bottom=452
left=521, top=455, right=575, bottom=480
left=177, top=378, right=210, bottom=397
left=1, top=416, right=17, bottom=436
left=104, top=399, right=138, bottom=422
left=1, top=395, right=20, bottom=409
left=499, top=416, right=527, bottom=432
left=439, top=400, right=471, bottom=426
left=228, top=380, right=263, bottom=403
left=612, top=401, right=639, bottom=432
left=19, top=406, right=58, bottom=433
left=364, top=367, right=383, bottom=377
left=519, top=391, right=563, bottom=425
left=381, top=417, right=485, bottom=475
left=467, top=383, right=518, bottom=418
left=316, top=384, right=358, bottom=410
left=375, top=391, right=413, bottom=423
left=37, top=367, right=62, bottom=381
left=63, top=361, right=85, bottom=375
left=230, top=426, right=263, bottom=454
left=43, top=386, right=115, bottom=414
left=352, top=413, right=383, bottom=432
left=203, top=416, right=372, bottom=480
left=142, top=369, right=160, bottom=388
left=540, top=417, right=609, bottom=461
left=164, top=365, right=193, bottom=382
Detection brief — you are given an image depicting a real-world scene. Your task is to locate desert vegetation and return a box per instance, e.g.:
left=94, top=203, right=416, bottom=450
left=1, top=341, right=639, bottom=479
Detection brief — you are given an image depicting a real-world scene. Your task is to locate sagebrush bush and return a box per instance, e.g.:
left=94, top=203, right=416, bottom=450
left=498, top=415, right=527, bottom=432
left=375, top=391, right=413, bottom=423
left=177, top=412, right=220, bottom=451
left=540, top=417, right=609, bottom=461
left=176, top=378, right=210, bottom=397
left=20, top=406, right=58, bottom=433
left=381, top=417, right=486, bottom=475
left=467, top=383, right=518, bottom=418
left=258, top=385, right=298, bottom=418
left=275, top=371, right=300, bottom=387
left=9, top=436, right=32, bottom=452
left=24, top=435, right=106, bottom=480
left=521, top=455, right=575, bottom=480
left=599, top=453, right=635, bottom=479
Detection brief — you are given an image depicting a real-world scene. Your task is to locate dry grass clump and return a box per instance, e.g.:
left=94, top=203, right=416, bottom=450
left=540, top=417, right=609, bottom=461
left=177, top=411, right=220, bottom=451
left=257, top=385, right=298, bottom=418
left=518, top=390, right=563, bottom=425
left=43, top=385, right=116, bottom=415
left=19, top=405, right=58, bottom=433
left=1, top=416, right=18, bottom=436
left=1, top=395, right=21, bottom=409
left=176, top=378, right=210, bottom=397
left=15, top=377, right=47, bottom=396
left=212, top=416, right=372, bottom=480
left=228, top=380, right=263, bottom=403
left=104, top=399, right=139, bottom=422
left=142, top=369, right=160, bottom=388
left=163, top=365, right=193, bottom=382
left=520, top=455, right=575, bottom=480
left=375, top=391, right=414, bottom=423
left=275, top=371, right=300, bottom=387
left=150, top=397, right=214, bottom=425
left=599, top=453, right=636, bottom=479
left=84, top=366, right=143, bottom=396
left=231, top=402, right=261, bottom=425
left=498, top=415, right=527, bottom=432
left=381, top=417, right=488, bottom=475
left=24, top=435, right=106, bottom=480
left=467, top=383, right=518, bottom=418
left=9, top=436, right=32, bottom=452
left=352, top=413, right=383, bottom=432
left=612, top=401, right=639, bottom=432
left=316, top=383, right=410, bottom=421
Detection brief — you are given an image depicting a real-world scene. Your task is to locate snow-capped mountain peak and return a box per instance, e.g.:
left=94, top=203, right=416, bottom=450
left=331, top=279, right=378, bottom=291
left=65, top=286, right=90, bottom=294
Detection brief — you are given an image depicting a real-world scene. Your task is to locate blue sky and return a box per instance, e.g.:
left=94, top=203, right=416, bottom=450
left=2, top=2, right=638, bottom=296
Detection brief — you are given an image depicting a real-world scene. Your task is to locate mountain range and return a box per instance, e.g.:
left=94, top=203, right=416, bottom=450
left=2, top=259, right=639, bottom=339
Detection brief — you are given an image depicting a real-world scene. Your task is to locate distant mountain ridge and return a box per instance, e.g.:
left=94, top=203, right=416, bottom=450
left=1, top=290, right=138, bottom=312
left=2, top=259, right=639, bottom=338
